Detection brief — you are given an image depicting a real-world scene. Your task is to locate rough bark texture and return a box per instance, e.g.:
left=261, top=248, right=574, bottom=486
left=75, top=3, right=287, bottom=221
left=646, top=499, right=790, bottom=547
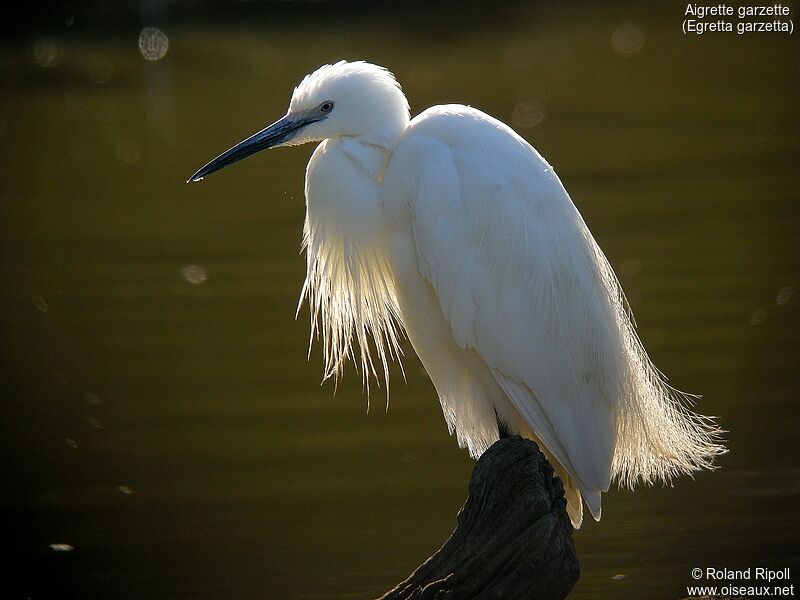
left=379, top=436, right=579, bottom=600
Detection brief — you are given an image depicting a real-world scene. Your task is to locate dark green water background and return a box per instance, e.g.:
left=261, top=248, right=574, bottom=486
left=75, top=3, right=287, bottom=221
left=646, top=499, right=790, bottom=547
left=2, top=3, right=799, bottom=598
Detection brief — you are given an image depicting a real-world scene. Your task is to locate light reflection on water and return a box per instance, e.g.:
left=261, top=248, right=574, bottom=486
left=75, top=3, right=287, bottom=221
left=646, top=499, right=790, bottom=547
left=1, top=5, right=799, bottom=599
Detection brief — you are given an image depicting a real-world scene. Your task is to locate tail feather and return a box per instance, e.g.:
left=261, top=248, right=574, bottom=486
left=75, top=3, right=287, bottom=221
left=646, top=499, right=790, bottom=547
left=560, top=468, right=585, bottom=529
left=517, top=423, right=591, bottom=529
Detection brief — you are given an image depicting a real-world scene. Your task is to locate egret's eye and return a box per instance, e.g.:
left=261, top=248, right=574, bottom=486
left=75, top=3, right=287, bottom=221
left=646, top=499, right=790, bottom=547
left=320, top=101, right=335, bottom=113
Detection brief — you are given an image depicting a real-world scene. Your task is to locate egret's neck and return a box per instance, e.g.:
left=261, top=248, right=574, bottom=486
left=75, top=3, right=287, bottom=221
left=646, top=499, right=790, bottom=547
left=338, top=136, right=394, bottom=182
left=305, top=138, right=389, bottom=238
left=300, top=136, right=403, bottom=387
left=303, top=138, right=391, bottom=311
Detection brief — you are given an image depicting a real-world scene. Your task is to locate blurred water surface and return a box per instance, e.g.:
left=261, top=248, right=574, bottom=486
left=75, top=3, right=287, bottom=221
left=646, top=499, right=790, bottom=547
left=1, top=4, right=799, bottom=598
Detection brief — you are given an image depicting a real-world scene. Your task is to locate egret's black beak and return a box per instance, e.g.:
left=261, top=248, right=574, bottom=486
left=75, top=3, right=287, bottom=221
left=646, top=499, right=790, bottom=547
left=186, top=113, right=315, bottom=183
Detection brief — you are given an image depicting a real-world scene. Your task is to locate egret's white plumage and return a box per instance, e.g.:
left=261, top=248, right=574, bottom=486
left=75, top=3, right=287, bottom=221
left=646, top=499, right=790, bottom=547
left=190, top=60, right=725, bottom=528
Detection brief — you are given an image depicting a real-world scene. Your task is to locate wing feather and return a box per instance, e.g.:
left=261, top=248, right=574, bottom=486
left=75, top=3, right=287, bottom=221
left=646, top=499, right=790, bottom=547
left=385, top=106, right=618, bottom=516
left=384, top=105, right=723, bottom=523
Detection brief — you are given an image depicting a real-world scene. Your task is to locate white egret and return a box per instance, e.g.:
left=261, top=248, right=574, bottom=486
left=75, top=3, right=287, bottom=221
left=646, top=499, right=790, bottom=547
left=188, top=60, right=724, bottom=527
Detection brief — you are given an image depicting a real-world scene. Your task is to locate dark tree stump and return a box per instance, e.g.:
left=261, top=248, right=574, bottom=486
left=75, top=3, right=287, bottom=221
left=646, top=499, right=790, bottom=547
left=379, top=436, right=579, bottom=600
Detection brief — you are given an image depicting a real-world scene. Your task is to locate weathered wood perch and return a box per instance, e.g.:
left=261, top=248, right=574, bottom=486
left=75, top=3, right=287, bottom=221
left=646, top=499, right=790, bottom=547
left=379, top=436, right=579, bottom=600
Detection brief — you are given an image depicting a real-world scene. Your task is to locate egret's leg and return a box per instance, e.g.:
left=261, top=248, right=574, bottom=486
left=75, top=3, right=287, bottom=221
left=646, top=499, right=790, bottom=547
left=497, top=411, right=511, bottom=439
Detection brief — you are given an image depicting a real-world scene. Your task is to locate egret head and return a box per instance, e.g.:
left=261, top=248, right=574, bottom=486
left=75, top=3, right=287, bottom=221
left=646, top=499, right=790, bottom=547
left=188, top=60, right=410, bottom=183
